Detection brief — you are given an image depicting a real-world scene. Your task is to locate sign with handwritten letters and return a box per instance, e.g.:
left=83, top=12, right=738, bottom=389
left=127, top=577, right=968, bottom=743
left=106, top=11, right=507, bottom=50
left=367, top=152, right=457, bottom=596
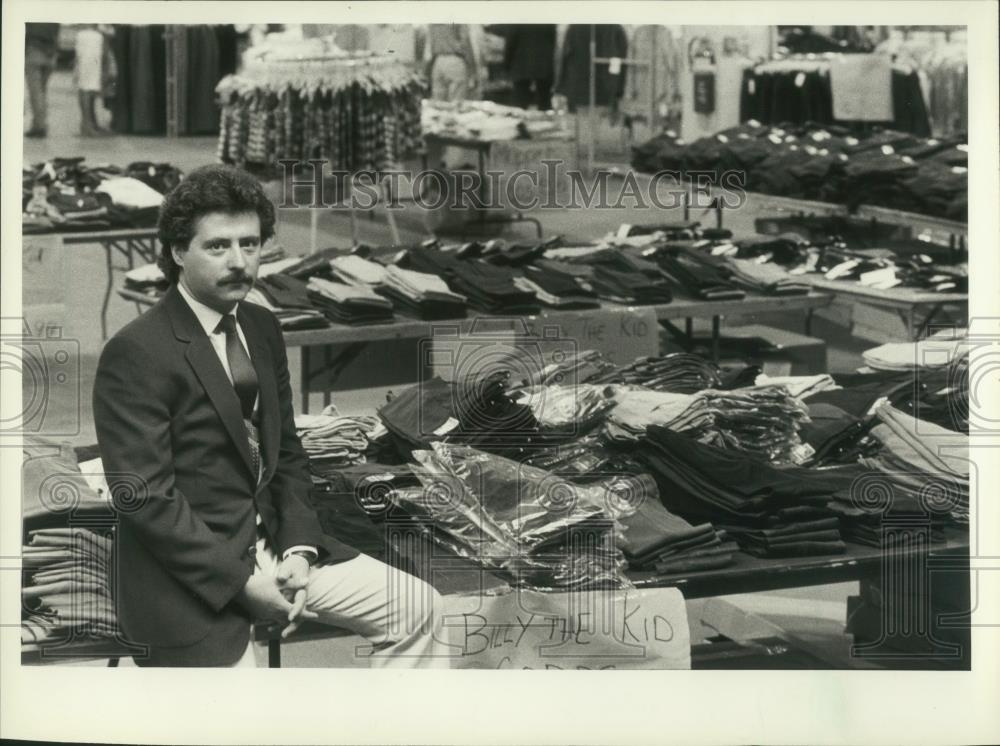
left=443, top=587, right=690, bottom=669
left=522, top=306, right=660, bottom=367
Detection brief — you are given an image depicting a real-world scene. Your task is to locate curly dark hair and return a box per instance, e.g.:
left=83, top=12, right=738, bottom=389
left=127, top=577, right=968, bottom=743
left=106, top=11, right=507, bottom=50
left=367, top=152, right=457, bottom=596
left=157, top=164, right=276, bottom=284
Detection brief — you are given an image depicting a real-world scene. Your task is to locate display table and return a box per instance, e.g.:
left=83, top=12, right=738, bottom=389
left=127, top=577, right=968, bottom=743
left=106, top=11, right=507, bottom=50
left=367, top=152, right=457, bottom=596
left=117, top=287, right=833, bottom=411
left=24, top=228, right=160, bottom=339
left=802, top=276, right=967, bottom=340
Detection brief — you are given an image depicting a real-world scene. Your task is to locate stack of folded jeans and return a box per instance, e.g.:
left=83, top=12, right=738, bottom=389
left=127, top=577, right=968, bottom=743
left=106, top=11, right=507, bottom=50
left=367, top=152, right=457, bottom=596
left=398, top=247, right=539, bottom=314
left=521, top=435, right=620, bottom=477
left=797, top=401, right=877, bottom=466
left=639, top=426, right=852, bottom=557
left=295, top=406, right=382, bottom=468
left=281, top=248, right=342, bottom=280
left=562, top=248, right=674, bottom=305
left=21, top=528, right=119, bottom=645
left=515, top=349, right=619, bottom=389
left=617, top=491, right=735, bottom=573
left=516, top=263, right=601, bottom=310
left=380, top=265, right=467, bottom=320
left=862, top=402, right=969, bottom=523
left=391, top=443, right=630, bottom=590
left=697, top=385, right=812, bottom=464
left=245, top=286, right=328, bottom=330
left=605, top=388, right=713, bottom=442
left=377, top=371, right=540, bottom=457
left=329, top=254, right=389, bottom=287
left=719, top=256, right=812, bottom=295
left=651, top=248, right=746, bottom=300
left=862, top=333, right=970, bottom=372
left=123, top=262, right=169, bottom=296
left=307, top=277, right=395, bottom=325
left=589, top=353, right=723, bottom=393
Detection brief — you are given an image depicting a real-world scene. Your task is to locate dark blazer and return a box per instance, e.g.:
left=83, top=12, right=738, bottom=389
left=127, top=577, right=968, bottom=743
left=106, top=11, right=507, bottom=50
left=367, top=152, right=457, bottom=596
left=502, top=25, right=557, bottom=82
left=93, top=285, right=358, bottom=666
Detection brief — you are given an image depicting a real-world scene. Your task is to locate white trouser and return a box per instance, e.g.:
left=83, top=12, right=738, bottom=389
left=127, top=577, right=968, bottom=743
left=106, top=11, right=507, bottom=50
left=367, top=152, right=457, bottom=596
left=232, top=535, right=450, bottom=668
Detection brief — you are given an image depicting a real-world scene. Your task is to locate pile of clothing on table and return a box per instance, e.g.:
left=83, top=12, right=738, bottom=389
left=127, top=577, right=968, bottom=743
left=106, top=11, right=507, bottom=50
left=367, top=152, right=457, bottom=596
left=21, top=438, right=122, bottom=648
left=613, top=221, right=966, bottom=297
left=22, top=158, right=184, bottom=234
left=294, top=405, right=383, bottom=471
left=631, top=121, right=967, bottom=221
left=421, top=100, right=565, bottom=141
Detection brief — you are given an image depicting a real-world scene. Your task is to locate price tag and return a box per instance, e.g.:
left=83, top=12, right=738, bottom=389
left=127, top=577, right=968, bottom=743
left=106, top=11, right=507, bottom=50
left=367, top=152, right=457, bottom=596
left=794, top=72, right=806, bottom=87
left=608, top=57, right=622, bottom=75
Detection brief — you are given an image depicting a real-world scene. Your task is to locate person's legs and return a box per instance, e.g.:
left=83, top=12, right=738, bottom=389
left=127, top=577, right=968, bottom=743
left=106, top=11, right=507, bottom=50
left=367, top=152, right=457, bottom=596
left=75, top=28, right=108, bottom=136
left=304, top=554, right=451, bottom=668
left=535, top=79, right=553, bottom=111
left=24, top=47, right=53, bottom=135
left=512, top=78, right=534, bottom=109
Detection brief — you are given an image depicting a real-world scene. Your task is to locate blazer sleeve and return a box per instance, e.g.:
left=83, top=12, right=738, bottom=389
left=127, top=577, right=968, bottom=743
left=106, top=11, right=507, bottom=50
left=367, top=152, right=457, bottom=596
left=93, top=335, right=252, bottom=612
left=264, top=313, right=327, bottom=556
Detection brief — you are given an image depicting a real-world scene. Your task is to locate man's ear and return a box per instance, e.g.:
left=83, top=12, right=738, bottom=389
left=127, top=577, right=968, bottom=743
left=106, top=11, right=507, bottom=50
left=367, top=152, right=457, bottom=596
left=171, top=245, right=186, bottom=270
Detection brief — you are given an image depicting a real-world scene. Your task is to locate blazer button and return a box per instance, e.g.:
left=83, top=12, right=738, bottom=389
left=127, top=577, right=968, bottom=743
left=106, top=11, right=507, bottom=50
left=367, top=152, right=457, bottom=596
left=247, top=545, right=257, bottom=558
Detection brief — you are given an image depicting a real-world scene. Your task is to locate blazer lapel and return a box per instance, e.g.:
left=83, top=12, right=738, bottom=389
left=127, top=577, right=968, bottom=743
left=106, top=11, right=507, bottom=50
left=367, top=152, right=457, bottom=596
left=239, top=307, right=281, bottom=486
left=165, top=287, right=255, bottom=477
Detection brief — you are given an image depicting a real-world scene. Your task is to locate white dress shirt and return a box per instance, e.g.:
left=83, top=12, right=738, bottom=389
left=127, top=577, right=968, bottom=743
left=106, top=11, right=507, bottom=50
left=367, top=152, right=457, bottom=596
left=176, top=281, right=317, bottom=562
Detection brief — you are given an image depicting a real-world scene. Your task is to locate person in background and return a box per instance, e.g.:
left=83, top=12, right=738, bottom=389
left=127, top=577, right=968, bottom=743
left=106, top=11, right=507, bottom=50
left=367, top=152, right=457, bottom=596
left=74, top=24, right=112, bottom=137
left=426, top=24, right=479, bottom=101
left=24, top=23, right=60, bottom=138
left=502, top=25, right=557, bottom=111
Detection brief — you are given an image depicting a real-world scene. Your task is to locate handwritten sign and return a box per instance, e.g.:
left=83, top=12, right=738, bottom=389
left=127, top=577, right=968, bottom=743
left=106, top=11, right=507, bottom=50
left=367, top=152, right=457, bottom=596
left=443, top=587, right=690, bottom=669
left=523, top=306, right=659, bottom=366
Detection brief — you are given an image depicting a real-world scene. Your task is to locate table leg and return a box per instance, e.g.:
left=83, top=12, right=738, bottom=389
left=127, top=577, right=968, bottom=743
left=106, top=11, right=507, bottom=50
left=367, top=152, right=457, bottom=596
left=711, top=316, right=721, bottom=362
left=101, top=243, right=114, bottom=340
left=301, top=346, right=311, bottom=414
left=268, top=638, right=281, bottom=668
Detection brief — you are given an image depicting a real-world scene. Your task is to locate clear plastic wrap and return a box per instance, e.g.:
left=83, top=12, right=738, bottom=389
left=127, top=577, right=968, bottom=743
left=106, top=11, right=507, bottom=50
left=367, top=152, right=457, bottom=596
left=390, top=443, right=635, bottom=589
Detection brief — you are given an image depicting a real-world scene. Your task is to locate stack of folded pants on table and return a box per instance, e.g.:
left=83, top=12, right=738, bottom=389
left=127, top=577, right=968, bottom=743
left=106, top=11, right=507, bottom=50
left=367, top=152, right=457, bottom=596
left=589, top=353, right=723, bottom=393
left=729, top=234, right=810, bottom=266
left=516, top=263, right=601, bottom=310
left=563, top=248, right=674, bottom=304
left=520, top=435, right=620, bottom=477
left=398, top=247, right=540, bottom=314
left=281, top=248, right=342, bottom=280
left=862, top=402, right=969, bottom=523
left=377, top=371, right=541, bottom=458
left=617, top=489, right=736, bottom=573
left=604, top=388, right=715, bottom=443
left=245, top=286, right=328, bottom=330
left=650, top=247, right=746, bottom=300
left=380, top=265, right=468, bottom=319
left=533, top=258, right=638, bottom=304
left=295, top=406, right=382, bottom=469
left=481, top=240, right=552, bottom=267
left=718, top=256, right=812, bottom=295
left=306, top=276, right=395, bottom=325
left=638, top=425, right=856, bottom=557
left=21, top=528, right=119, bottom=645
left=797, top=401, right=877, bottom=466
left=328, top=254, right=389, bottom=288
left=614, top=221, right=700, bottom=239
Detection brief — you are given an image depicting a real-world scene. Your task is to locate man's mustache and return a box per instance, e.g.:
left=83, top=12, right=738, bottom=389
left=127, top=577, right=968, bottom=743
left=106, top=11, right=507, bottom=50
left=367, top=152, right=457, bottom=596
left=218, top=273, right=252, bottom=285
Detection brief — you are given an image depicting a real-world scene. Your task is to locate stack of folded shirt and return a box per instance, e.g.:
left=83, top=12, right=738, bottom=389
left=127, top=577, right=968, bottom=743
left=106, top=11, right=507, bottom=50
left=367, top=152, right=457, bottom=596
left=698, top=385, right=812, bottom=464
left=639, top=426, right=853, bottom=557
left=307, top=277, right=394, bottom=325
left=295, top=407, right=382, bottom=469
left=604, top=388, right=713, bottom=442
left=245, top=287, right=328, bottom=330
left=21, top=527, right=119, bottom=645
left=589, top=353, right=723, bottom=393
left=380, top=265, right=468, bottom=320
left=616, top=488, right=735, bottom=573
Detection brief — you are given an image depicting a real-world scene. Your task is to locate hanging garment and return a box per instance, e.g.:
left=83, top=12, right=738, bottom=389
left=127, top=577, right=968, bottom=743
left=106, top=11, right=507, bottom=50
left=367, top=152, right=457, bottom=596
left=556, top=25, right=628, bottom=112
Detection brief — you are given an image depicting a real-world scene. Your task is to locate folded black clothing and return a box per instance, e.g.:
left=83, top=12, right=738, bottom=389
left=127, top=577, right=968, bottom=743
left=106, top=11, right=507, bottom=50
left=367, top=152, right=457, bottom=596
left=618, top=496, right=717, bottom=561
left=652, top=552, right=734, bottom=574
left=621, top=221, right=700, bottom=238
left=521, top=263, right=598, bottom=299
left=256, top=274, right=318, bottom=310
left=589, top=352, right=722, bottom=393
left=447, top=260, right=540, bottom=314
left=740, top=540, right=846, bottom=558
left=378, top=286, right=467, bottom=320
left=483, top=242, right=550, bottom=267
left=592, top=265, right=673, bottom=305
left=125, top=161, right=184, bottom=194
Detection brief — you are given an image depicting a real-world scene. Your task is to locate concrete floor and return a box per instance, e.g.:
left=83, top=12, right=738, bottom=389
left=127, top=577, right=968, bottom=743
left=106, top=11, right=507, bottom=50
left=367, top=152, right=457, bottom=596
left=21, top=70, right=867, bottom=667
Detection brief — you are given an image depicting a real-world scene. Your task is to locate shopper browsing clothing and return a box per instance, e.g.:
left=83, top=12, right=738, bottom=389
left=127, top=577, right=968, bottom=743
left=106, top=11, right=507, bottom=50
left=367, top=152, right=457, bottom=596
left=74, top=24, right=111, bottom=136
left=24, top=23, right=59, bottom=138
left=426, top=23, right=479, bottom=101
left=93, top=165, right=448, bottom=667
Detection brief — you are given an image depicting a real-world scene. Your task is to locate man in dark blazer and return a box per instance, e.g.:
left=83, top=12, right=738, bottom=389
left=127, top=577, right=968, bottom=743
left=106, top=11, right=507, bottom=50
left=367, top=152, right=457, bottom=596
left=93, top=165, right=447, bottom=667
